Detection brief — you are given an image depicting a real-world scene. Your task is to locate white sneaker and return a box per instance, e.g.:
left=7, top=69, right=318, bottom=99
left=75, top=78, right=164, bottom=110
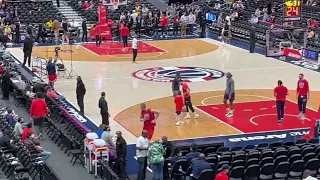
left=194, top=114, right=199, bottom=118
left=184, top=114, right=191, bottom=119
left=226, top=112, right=233, bottom=118
left=225, top=111, right=231, bottom=117
left=298, top=112, right=302, bottom=118
left=301, top=114, right=305, bottom=120
left=176, top=121, right=183, bottom=126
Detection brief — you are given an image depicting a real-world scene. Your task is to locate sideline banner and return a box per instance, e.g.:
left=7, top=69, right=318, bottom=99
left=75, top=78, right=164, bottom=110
left=284, top=48, right=302, bottom=60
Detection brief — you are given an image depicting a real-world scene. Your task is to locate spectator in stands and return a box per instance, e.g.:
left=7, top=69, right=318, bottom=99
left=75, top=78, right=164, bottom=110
left=46, top=20, right=53, bottom=29
left=46, top=86, right=58, bottom=100
left=187, top=11, right=196, bottom=35
left=141, top=5, right=148, bottom=19
left=180, top=12, right=187, bottom=37
left=36, top=23, right=45, bottom=43
left=4, top=25, right=11, bottom=41
left=307, top=29, right=315, bottom=39
left=22, top=122, right=35, bottom=141
left=115, top=131, right=127, bottom=178
left=30, top=92, right=49, bottom=139
left=230, top=10, right=239, bottom=21
left=14, top=117, right=27, bottom=137
left=303, top=170, right=317, bottom=180
left=4, top=109, right=15, bottom=126
left=262, top=12, right=270, bottom=22
left=217, top=13, right=223, bottom=39
left=160, top=13, right=168, bottom=36
left=120, top=12, right=126, bottom=21
left=96, top=124, right=105, bottom=138
left=131, top=10, right=138, bottom=25
left=76, top=76, right=86, bottom=115
left=161, top=136, right=172, bottom=159
left=172, top=13, right=180, bottom=36
left=214, top=2, right=221, bottom=10
left=170, top=148, right=183, bottom=167
left=52, top=18, right=60, bottom=43
left=148, top=139, right=165, bottom=180
left=254, top=7, right=262, bottom=18
left=33, top=81, right=47, bottom=94
left=25, top=132, right=51, bottom=162
left=101, top=125, right=115, bottom=148
left=136, top=14, right=142, bottom=37
left=153, top=13, right=160, bottom=37
left=185, top=143, right=200, bottom=162
left=3, top=107, right=16, bottom=117
left=215, top=164, right=229, bottom=180
left=191, top=153, right=211, bottom=179
left=2, top=67, right=10, bottom=100
left=249, top=14, right=258, bottom=24
left=82, top=1, right=90, bottom=10
left=136, top=130, right=149, bottom=180
left=82, top=18, right=88, bottom=42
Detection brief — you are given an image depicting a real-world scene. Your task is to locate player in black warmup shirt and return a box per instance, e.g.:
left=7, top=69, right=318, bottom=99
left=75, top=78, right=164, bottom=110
left=62, top=19, right=69, bottom=44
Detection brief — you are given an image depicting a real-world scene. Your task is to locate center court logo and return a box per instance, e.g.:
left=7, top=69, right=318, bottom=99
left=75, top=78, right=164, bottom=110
left=132, top=67, right=224, bottom=82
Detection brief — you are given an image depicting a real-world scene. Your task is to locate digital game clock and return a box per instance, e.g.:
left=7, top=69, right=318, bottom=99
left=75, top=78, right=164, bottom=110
left=283, top=0, right=302, bottom=22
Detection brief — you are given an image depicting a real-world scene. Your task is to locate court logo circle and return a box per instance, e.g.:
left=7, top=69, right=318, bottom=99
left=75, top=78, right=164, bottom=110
left=132, top=67, right=224, bottom=82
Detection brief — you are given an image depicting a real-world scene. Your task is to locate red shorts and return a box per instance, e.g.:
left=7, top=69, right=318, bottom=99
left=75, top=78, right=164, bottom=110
left=48, top=74, right=57, bottom=82
left=143, top=127, right=155, bottom=140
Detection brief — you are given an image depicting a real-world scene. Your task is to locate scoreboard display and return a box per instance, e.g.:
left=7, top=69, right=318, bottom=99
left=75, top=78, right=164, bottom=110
left=283, top=0, right=302, bottom=22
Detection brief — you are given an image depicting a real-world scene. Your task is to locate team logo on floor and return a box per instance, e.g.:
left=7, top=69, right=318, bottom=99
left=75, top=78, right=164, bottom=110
left=132, top=67, right=224, bottom=82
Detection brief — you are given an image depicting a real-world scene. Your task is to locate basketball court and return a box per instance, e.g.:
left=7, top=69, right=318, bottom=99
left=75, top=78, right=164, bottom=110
left=8, top=38, right=320, bottom=144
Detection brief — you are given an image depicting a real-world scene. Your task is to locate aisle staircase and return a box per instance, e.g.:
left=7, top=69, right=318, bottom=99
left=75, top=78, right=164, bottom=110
left=52, top=0, right=83, bottom=27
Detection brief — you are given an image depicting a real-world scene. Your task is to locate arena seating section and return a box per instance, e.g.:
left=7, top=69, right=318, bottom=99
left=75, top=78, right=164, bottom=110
left=6, top=1, right=64, bottom=23
left=171, top=139, right=320, bottom=179
left=210, top=0, right=320, bottom=49
left=68, top=0, right=157, bottom=23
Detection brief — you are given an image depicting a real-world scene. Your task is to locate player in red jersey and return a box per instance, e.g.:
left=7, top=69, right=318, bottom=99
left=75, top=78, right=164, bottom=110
left=140, top=103, right=160, bottom=140
left=296, top=73, right=309, bottom=120
left=274, top=80, right=288, bottom=124
left=181, top=82, right=199, bottom=119
left=174, top=91, right=185, bottom=126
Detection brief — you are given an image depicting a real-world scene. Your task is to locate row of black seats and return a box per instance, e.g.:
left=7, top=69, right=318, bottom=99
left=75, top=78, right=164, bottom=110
left=170, top=139, right=319, bottom=180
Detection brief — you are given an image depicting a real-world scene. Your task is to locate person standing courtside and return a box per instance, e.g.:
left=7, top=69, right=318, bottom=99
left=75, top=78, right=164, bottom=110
left=115, top=131, right=127, bottom=179
left=61, top=19, right=69, bottom=44
left=132, top=35, right=138, bottom=63
left=296, top=73, right=309, bottom=120
left=94, top=24, right=101, bottom=47
left=22, top=34, right=33, bottom=67
left=82, top=18, right=88, bottom=42
left=274, top=80, right=288, bottom=124
left=136, top=130, right=149, bottom=180
left=76, top=76, right=86, bottom=115
left=99, top=92, right=109, bottom=125
left=223, top=72, right=235, bottom=118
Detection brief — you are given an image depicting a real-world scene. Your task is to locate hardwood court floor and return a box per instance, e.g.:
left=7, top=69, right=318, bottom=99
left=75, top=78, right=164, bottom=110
left=115, top=89, right=320, bottom=141
left=31, top=39, right=218, bottom=62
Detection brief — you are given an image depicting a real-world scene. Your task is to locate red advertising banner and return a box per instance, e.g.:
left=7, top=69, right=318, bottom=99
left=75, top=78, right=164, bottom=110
left=98, top=4, right=107, bottom=25
left=283, top=48, right=302, bottom=60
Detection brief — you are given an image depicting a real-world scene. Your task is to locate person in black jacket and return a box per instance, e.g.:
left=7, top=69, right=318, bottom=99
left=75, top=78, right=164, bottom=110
left=98, top=92, right=109, bottom=125
left=249, top=27, right=256, bottom=53
left=22, top=34, right=33, bottom=67
left=14, top=22, right=20, bottom=43
left=115, top=131, right=127, bottom=178
left=2, top=68, right=11, bottom=100
left=36, top=23, right=45, bottom=43
left=76, top=76, right=86, bottom=115
left=82, top=19, right=87, bottom=42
